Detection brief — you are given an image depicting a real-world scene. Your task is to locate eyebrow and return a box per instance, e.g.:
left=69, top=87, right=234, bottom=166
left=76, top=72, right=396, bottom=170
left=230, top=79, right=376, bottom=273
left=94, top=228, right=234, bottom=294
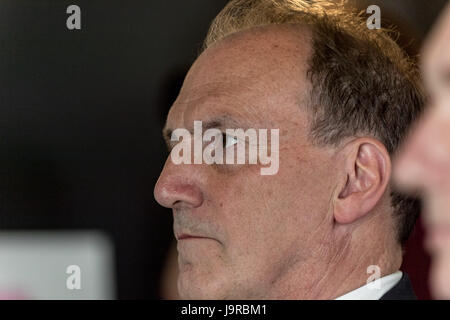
left=162, top=114, right=248, bottom=150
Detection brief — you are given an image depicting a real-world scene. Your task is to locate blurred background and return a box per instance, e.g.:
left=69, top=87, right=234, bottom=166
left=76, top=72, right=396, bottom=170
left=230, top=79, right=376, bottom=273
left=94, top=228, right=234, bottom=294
left=0, top=0, right=447, bottom=299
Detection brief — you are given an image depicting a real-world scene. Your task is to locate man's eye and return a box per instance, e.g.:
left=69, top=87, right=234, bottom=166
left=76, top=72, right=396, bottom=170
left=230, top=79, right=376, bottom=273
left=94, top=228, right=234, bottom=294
left=223, top=133, right=238, bottom=148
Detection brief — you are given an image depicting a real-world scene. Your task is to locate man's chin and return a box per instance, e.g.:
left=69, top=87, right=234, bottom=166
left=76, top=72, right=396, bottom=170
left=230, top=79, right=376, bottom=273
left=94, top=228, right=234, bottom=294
left=177, top=269, right=230, bottom=299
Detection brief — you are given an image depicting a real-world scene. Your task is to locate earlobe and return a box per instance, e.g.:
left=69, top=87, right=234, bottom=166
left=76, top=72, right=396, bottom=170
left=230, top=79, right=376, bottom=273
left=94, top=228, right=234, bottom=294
left=334, top=139, right=391, bottom=224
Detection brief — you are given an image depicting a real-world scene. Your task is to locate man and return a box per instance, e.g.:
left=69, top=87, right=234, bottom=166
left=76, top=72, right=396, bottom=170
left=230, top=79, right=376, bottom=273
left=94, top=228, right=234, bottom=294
left=395, top=2, right=450, bottom=299
left=154, top=0, right=423, bottom=299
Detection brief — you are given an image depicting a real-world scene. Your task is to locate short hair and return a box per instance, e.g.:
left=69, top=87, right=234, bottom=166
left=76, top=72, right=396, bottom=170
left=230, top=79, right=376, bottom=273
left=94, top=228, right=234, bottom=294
left=203, top=0, right=424, bottom=245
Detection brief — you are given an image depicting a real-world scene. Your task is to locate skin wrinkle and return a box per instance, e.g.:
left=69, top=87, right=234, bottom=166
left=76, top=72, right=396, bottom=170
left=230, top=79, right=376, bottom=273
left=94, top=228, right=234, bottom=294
left=154, top=24, right=401, bottom=299
left=176, top=85, right=257, bottom=111
left=170, top=92, right=267, bottom=130
left=319, top=212, right=397, bottom=299
left=302, top=189, right=351, bottom=298
left=314, top=236, right=352, bottom=299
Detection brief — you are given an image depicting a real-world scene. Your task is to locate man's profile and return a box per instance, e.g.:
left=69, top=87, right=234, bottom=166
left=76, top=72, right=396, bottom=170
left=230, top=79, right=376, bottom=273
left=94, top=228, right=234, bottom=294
left=154, top=0, right=424, bottom=299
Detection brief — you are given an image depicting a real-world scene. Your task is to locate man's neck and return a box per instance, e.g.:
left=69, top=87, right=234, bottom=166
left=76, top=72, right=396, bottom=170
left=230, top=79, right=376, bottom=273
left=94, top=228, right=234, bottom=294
left=261, top=235, right=402, bottom=299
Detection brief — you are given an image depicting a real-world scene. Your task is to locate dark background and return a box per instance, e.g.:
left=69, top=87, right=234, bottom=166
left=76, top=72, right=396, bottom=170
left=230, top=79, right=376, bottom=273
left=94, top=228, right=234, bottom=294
left=0, top=0, right=447, bottom=299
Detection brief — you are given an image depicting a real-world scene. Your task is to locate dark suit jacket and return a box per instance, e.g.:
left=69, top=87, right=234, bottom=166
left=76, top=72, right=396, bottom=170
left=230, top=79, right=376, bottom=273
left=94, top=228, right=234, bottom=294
left=380, top=272, right=417, bottom=300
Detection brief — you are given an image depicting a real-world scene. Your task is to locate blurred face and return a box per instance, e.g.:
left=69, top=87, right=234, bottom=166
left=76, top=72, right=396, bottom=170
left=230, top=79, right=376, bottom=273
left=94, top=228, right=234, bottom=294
left=154, top=27, right=339, bottom=299
left=394, top=4, right=450, bottom=299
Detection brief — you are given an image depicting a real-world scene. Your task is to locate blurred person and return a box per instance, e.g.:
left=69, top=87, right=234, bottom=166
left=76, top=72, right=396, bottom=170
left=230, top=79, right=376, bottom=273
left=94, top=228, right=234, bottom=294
left=154, top=0, right=424, bottom=299
left=394, top=2, right=450, bottom=299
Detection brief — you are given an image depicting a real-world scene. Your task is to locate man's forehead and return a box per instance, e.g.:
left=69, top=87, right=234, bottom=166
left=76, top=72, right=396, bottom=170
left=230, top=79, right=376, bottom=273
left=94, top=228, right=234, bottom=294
left=208, top=23, right=312, bottom=55
left=194, top=24, right=311, bottom=81
left=165, top=25, right=311, bottom=129
left=166, top=86, right=268, bottom=132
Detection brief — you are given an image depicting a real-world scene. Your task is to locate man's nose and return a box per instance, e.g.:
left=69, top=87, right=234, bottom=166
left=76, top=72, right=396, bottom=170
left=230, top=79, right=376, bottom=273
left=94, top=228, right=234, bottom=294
left=154, top=158, right=204, bottom=209
left=395, top=106, right=450, bottom=191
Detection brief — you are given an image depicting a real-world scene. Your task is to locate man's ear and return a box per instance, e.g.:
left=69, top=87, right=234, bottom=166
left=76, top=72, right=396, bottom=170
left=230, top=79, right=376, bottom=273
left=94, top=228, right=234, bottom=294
left=334, top=138, right=391, bottom=224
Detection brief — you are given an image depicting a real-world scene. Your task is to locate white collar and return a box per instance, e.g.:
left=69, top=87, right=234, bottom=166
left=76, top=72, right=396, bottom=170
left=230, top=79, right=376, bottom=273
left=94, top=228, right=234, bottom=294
left=335, top=271, right=403, bottom=300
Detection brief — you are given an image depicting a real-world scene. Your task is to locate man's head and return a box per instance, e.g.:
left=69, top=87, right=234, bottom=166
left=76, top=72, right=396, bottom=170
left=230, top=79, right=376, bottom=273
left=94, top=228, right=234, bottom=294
left=154, top=0, right=424, bottom=299
left=395, top=3, right=450, bottom=299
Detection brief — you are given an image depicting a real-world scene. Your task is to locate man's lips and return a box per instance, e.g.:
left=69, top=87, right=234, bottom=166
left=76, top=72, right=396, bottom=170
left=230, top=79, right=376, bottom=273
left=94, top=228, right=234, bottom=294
left=177, top=234, right=212, bottom=240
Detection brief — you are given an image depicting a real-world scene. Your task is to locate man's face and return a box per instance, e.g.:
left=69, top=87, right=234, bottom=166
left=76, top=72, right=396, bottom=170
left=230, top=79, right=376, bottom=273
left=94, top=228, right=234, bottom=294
left=394, top=4, right=450, bottom=299
left=154, top=26, right=338, bottom=299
